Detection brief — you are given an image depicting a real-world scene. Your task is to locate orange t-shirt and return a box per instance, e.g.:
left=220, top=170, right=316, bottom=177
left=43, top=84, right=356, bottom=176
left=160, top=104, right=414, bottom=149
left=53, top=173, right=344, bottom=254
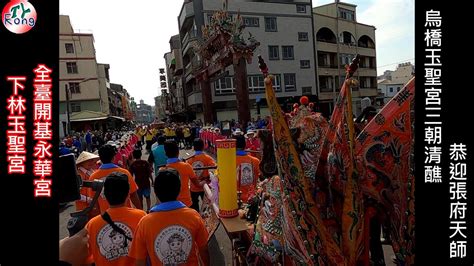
left=88, top=165, right=139, bottom=213
left=161, top=162, right=197, bottom=207
left=85, top=207, right=146, bottom=266
left=129, top=207, right=209, bottom=266
left=75, top=167, right=94, bottom=211
left=236, top=153, right=261, bottom=203
left=186, top=153, right=216, bottom=192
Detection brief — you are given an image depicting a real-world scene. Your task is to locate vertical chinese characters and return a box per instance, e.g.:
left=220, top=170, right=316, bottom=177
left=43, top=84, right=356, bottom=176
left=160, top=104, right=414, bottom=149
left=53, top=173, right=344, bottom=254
left=449, top=143, right=468, bottom=259
left=424, top=10, right=443, bottom=183
left=6, top=77, right=27, bottom=174
left=32, top=65, right=53, bottom=197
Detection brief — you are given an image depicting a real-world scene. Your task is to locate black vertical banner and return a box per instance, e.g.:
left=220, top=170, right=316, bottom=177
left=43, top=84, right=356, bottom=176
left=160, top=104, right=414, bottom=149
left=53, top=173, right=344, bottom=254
left=416, top=1, right=474, bottom=266
left=0, top=0, right=59, bottom=265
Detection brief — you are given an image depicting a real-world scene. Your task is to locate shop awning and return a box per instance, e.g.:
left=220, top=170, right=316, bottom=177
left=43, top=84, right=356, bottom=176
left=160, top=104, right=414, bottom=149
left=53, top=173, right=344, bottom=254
left=70, top=110, right=108, bottom=122
left=109, top=116, right=126, bottom=121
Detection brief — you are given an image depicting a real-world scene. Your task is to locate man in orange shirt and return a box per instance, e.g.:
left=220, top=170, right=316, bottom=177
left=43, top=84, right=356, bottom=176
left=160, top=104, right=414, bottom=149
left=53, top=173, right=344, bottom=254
left=129, top=169, right=210, bottom=266
left=162, top=141, right=199, bottom=207
left=186, top=138, right=216, bottom=212
left=235, top=135, right=261, bottom=203
left=75, top=151, right=101, bottom=219
left=88, top=145, right=142, bottom=212
left=85, top=173, right=147, bottom=266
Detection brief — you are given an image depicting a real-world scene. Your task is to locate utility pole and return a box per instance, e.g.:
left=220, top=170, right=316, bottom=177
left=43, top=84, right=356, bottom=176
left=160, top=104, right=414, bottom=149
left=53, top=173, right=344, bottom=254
left=65, top=83, right=71, bottom=136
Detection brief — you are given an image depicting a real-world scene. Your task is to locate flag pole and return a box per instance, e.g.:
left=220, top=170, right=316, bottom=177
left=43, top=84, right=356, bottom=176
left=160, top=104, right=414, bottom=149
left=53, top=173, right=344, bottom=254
left=344, top=54, right=360, bottom=158
left=342, top=54, right=362, bottom=265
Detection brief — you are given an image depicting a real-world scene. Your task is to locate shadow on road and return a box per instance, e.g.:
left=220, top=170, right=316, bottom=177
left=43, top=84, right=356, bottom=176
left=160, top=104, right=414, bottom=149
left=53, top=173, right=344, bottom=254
left=208, top=229, right=226, bottom=266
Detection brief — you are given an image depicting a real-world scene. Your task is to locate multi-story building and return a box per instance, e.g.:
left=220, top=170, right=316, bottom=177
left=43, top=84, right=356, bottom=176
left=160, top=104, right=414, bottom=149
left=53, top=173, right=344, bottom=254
left=109, top=83, right=124, bottom=117
left=59, top=15, right=109, bottom=116
left=154, top=96, right=167, bottom=121
left=136, top=100, right=154, bottom=124
left=164, top=35, right=186, bottom=119
left=97, top=63, right=111, bottom=114
left=377, top=79, right=404, bottom=104
left=60, top=15, right=113, bottom=136
left=313, top=1, right=377, bottom=116
left=390, top=62, right=415, bottom=84
left=179, top=0, right=316, bottom=122
left=377, top=62, right=414, bottom=104
left=130, top=97, right=138, bottom=121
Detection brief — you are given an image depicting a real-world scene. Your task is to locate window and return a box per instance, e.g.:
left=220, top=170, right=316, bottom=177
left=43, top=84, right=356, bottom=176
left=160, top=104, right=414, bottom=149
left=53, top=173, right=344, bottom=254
left=340, top=54, right=354, bottom=66
left=296, top=4, right=306, bottom=13
left=214, top=76, right=235, bottom=95
left=248, top=74, right=281, bottom=93
left=70, top=102, right=81, bottom=112
left=335, top=75, right=346, bottom=89
left=243, top=17, right=259, bottom=27
left=397, top=87, right=401, bottom=92
left=69, top=82, right=80, bottom=94
left=389, top=87, right=394, bottom=93
left=282, top=46, right=294, bottom=60
left=340, top=32, right=356, bottom=45
left=65, top=43, right=74, bottom=53
left=298, top=32, right=309, bottom=41
left=319, top=76, right=333, bottom=92
left=302, top=86, right=312, bottom=95
left=284, top=73, right=296, bottom=91
left=265, top=17, right=277, bottom=32
left=300, top=60, right=310, bottom=69
left=268, top=46, right=279, bottom=60
left=339, top=8, right=355, bottom=21
left=66, top=62, right=78, bottom=74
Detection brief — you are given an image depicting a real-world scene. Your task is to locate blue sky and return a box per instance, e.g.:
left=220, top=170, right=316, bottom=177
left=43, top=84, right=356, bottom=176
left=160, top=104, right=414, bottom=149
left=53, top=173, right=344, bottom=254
left=60, top=0, right=414, bottom=105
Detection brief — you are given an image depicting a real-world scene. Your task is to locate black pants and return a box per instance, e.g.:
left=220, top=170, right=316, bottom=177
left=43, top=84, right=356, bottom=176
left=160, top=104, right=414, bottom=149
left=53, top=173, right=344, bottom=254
left=191, top=191, right=204, bottom=212
left=369, top=216, right=386, bottom=266
left=185, top=137, right=192, bottom=148
left=146, top=140, right=153, bottom=151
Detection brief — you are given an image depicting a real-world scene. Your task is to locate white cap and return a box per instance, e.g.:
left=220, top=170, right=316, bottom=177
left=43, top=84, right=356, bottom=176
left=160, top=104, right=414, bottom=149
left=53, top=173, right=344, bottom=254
left=233, top=128, right=243, bottom=135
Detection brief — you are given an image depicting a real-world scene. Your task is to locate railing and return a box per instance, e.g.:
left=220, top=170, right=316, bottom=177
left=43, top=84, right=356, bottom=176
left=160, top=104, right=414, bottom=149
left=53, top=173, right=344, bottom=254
left=318, top=63, right=338, bottom=68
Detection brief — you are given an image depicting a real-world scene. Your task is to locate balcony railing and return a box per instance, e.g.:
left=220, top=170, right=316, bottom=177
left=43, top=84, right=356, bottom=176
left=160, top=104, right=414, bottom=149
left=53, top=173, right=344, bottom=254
left=318, top=63, right=338, bottom=68
left=179, top=1, right=194, bottom=29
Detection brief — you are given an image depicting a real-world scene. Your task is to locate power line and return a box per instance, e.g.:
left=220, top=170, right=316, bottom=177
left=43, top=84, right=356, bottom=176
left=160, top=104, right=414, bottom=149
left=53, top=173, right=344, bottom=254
left=377, top=58, right=415, bottom=69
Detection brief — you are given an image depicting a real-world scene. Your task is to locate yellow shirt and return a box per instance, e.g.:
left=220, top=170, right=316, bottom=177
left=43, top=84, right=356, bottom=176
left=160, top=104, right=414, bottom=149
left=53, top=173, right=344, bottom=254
left=145, top=131, right=154, bottom=141
left=170, top=129, right=176, bottom=137
left=183, top=128, right=191, bottom=138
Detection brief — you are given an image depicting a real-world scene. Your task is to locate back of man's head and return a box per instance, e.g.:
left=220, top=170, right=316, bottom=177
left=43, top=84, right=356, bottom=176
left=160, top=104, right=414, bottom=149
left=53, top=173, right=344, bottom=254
left=164, top=140, right=179, bottom=158
left=133, top=149, right=142, bottom=160
left=154, top=169, right=181, bottom=202
left=193, top=138, right=204, bottom=151
left=98, top=144, right=116, bottom=164
left=234, top=135, right=246, bottom=150
left=104, top=172, right=130, bottom=206
left=158, top=136, right=166, bottom=145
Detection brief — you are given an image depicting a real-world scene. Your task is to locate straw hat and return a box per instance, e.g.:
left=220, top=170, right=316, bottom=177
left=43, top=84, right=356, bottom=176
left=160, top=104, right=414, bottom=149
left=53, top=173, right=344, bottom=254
left=76, top=151, right=100, bottom=165
left=245, top=129, right=257, bottom=138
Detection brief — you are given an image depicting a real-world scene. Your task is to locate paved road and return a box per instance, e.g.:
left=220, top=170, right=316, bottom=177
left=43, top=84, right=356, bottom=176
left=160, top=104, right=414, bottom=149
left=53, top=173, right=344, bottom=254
left=58, top=147, right=394, bottom=265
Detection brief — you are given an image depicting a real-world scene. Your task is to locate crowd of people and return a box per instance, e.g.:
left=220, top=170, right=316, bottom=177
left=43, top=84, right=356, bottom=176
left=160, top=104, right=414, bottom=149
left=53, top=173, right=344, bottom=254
left=59, top=105, right=388, bottom=265
left=59, top=117, right=264, bottom=266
